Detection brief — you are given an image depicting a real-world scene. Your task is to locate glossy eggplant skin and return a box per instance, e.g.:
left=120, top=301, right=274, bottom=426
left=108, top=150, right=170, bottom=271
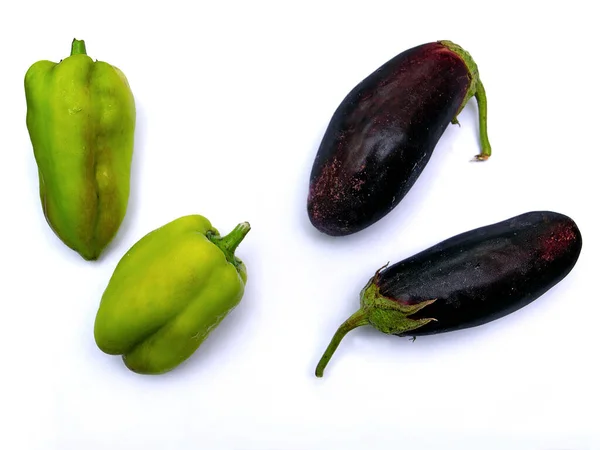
left=307, top=41, right=489, bottom=236
left=315, top=211, right=582, bottom=377
left=378, top=211, right=582, bottom=336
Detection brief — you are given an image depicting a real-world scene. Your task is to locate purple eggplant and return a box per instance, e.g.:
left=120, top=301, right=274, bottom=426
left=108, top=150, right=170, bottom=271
left=307, top=40, right=491, bottom=236
left=315, top=211, right=582, bottom=377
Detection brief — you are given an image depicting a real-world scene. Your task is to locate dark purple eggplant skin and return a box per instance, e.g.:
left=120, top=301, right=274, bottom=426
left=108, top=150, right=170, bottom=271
left=315, top=211, right=582, bottom=377
left=378, top=211, right=582, bottom=336
left=307, top=41, right=489, bottom=237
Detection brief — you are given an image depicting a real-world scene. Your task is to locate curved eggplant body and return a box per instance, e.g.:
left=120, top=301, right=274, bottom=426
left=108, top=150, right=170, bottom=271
left=315, top=211, right=582, bottom=377
left=307, top=41, right=490, bottom=236
left=377, top=211, right=582, bottom=335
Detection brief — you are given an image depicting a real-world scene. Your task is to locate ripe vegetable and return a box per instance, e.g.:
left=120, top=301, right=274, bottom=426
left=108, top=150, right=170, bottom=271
left=25, top=38, right=136, bottom=260
left=308, top=40, right=491, bottom=236
left=94, top=215, right=250, bottom=375
left=315, top=211, right=582, bottom=377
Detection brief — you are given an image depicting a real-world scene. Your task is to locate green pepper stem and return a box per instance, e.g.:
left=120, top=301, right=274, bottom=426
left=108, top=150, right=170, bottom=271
left=71, top=39, right=87, bottom=56
left=315, top=309, right=370, bottom=378
left=474, top=81, right=491, bottom=161
left=209, top=222, right=251, bottom=264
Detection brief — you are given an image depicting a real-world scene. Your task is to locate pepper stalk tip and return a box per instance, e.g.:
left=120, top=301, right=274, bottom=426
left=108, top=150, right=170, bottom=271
left=71, top=38, right=87, bottom=56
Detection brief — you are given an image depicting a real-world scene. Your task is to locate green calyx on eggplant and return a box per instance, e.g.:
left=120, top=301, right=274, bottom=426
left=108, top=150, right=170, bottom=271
left=307, top=40, right=491, bottom=237
left=315, top=211, right=582, bottom=377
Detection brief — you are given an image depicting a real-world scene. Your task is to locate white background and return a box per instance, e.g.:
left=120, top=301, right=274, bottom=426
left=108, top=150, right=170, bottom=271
left=1, top=1, right=598, bottom=449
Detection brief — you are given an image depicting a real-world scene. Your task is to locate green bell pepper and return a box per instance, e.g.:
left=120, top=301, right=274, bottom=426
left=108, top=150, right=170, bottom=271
left=94, top=215, right=251, bottom=375
left=25, top=38, right=136, bottom=260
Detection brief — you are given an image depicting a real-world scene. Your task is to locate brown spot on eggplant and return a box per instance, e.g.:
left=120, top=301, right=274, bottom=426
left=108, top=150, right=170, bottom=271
left=307, top=41, right=491, bottom=236
left=315, top=211, right=582, bottom=377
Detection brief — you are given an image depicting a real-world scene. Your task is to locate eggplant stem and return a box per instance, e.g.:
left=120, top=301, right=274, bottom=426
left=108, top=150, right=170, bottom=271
left=315, top=309, right=370, bottom=378
left=474, top=81, right=491, bottom=161
left=438, top=40, right=491, bottom=161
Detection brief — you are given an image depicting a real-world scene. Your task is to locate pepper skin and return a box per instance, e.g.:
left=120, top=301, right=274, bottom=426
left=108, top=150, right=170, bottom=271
left=94, top=215, right=251, bottom=375
left=315, top=211, right=582, bottom=377
left=25, top=38, right=136, bottom=260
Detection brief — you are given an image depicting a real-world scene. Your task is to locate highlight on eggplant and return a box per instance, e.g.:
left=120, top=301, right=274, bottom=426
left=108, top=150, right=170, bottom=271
left=315, top=211, right=582, bottom=377
left=307, top=40, right=492, bottom=237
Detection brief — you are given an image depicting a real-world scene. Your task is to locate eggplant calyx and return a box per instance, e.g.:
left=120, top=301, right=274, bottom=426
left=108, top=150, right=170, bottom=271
left=439, top=40, right=492, bottom=161
left=439, top=40, right=479, bottom=119
left=315, top=278, right=436, bottom=378
left=360, top=279, right=437, bottom=334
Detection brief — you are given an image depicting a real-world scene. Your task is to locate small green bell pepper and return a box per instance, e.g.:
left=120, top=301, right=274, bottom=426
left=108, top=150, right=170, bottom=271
left=25, top=38, right=136, bottom=260
left=94, top=215, right=251, bottom=375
